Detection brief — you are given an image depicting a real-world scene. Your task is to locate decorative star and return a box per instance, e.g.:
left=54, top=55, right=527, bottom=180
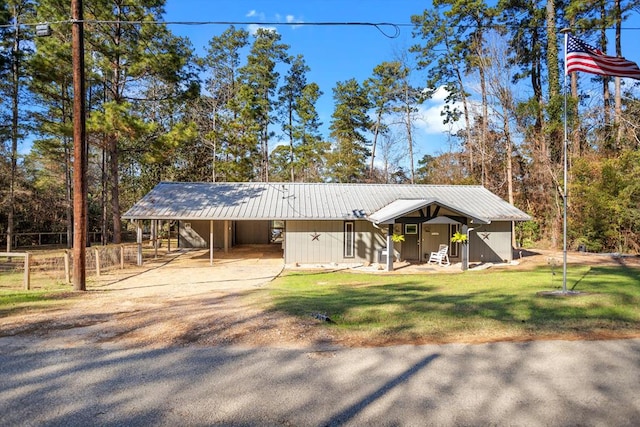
left=310, top=232, right=321, bottom=241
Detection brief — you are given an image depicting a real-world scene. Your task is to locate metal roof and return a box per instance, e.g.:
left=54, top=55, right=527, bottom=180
left=367, top=198, right=491, bottom=225
left=122, top=182, right=531, bottom=223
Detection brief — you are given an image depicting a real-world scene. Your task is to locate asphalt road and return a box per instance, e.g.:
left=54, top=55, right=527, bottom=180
left=1, top=337, right=639, bottom=426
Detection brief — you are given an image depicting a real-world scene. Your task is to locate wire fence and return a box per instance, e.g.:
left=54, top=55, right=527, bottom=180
left=0, top=242, right=171, bottom=290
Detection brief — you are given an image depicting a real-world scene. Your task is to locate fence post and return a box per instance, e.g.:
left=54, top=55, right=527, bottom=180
left=64, top=250, right=71, bottom=284
left=120, top=245, right=125, bottom=269
left=94, top=247, right=101, bottom=277
left=24, top=252, right=30, bottom=290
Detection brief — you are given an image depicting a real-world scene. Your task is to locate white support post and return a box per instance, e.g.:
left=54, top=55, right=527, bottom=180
left=209, top=220, right=214, bottom=266
left=153, top=220, right=158, bottom=259
left=24, top=252, right=30, bottom=290
left=462, top=224, right=470, bottom=271
left=64, top=250, right=71, bottom=284
left=386, top=224, right=394, bottom=272
left=136, top=220, right=143, bottom=266
left=94, top=247, right=101, bottom=277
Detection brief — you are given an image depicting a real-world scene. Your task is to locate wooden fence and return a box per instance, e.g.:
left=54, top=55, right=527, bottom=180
left=0, top=252, right=31, bottom=290
left=0, top=244, right=156, bottom=290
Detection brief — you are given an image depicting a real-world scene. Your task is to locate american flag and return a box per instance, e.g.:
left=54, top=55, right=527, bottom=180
left=565, top=34, right=640, bottom=80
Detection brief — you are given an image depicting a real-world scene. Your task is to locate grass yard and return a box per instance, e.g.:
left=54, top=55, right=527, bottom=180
left=266, top=265, right=640, bottom=345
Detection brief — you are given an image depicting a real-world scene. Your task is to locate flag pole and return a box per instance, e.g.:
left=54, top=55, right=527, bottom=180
left=561, top=28, right=570, bottom=293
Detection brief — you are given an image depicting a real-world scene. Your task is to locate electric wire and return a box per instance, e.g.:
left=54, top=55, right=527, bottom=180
left=3, top=19, right=640, bottom=35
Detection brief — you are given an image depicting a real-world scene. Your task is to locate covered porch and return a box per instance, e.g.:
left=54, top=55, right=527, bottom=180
left=369, top=199, right=492, bottom=272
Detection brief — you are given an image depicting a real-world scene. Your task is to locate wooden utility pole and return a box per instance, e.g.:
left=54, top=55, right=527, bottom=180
left=72, top=0, right=87, bottom=291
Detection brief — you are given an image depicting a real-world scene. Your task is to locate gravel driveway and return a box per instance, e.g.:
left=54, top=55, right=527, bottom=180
left=0, top=247, right=338, bottom=348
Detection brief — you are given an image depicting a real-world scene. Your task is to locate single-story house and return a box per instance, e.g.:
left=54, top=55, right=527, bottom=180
left=122, top=182, right=531, bottom=270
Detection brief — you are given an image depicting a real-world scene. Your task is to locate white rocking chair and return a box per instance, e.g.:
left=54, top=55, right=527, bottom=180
left=428, top=244, right=450, bottom=266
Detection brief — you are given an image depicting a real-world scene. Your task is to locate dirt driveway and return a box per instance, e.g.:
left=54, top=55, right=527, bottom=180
left=1, top=247, right=637, bottom=350
left=1, top=246, right=338, bottom=349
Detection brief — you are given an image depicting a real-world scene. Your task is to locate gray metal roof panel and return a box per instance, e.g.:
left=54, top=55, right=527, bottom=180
left=122, top=182, right=531, bottom=222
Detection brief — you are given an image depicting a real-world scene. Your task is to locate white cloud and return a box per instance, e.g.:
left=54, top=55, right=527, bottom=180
left=286, top=14, right=304, bottom=28
left=247, top=23, right=278, bottom=35
left=415, top=86, right=466, bottom=135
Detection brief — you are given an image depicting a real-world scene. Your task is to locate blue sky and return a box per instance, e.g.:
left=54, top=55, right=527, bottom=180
left=163, top=0, right=455, bottom=160
left=162, top=1, right=640, bottom=162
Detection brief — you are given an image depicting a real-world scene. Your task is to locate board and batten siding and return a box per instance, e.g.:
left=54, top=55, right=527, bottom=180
left=179, top=220, right=225, bottom=248
left=284, top=220, right=386, bottom=265
left=236, top=220, right=270, bottom=244
left=468, top=222, right=513, bottom=263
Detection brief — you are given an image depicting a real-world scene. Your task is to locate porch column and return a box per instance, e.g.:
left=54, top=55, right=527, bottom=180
left=224, top=220, right=230, bottom=253
left=136, top=220, right=143, bottom=266
left=386, top=224, right=394, bottom=271
left=209, top=220, right=214, bottom=266
left=461, top=224, right=469, bottom=271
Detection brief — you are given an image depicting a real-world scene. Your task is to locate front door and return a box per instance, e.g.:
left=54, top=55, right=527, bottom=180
left=402, top=223, right=420, bottom=261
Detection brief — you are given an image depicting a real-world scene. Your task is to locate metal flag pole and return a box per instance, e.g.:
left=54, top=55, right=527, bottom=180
left=561, top=28, right=570, bottom=293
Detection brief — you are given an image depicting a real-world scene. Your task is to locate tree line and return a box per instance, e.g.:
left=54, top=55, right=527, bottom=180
left=2, top=0, right=640, bottom=254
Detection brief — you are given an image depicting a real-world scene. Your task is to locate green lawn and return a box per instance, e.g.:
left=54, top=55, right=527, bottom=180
left=0, top=271, right=78, bottom=315
left=266, top=265, right=640, bottom=344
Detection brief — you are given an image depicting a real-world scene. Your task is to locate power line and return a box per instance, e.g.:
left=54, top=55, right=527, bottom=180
left=4, top=18, right=640, bottom=37
left=0, top=19, right=404, bottom=38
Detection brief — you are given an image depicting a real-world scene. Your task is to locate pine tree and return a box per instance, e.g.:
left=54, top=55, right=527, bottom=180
left=0, top=0, right=35, bottom=252
left=82, top=0, right=192, bottom=243
left=201, top=25, right=249, bottom=182
left=276, top=55, right=326, bottom=182
left=327, top=79, right=372, bottom=182
left=238, top=28, right=290, bottom=181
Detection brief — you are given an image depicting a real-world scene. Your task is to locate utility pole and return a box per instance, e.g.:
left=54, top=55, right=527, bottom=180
left=72, top=0, right=87, bottom=291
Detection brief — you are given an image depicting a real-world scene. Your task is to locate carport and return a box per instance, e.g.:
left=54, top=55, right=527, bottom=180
left=123, top=182, right=530, bottom=269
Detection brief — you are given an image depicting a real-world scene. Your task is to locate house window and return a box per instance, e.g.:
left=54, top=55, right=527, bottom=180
left=344, top=221, right=355, bottom=258
left=450, top=224, right=460, bottom=257
left=405, top=224, right=418, bottom=234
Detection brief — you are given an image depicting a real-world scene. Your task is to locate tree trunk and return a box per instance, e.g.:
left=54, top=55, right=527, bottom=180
left=614, top=0, right=623, bottom=149
left=7, top=13, right=21, bottom=253
left=546, top=0, right=560, bottom=97
left=109, top=136, right=122, bottom=244
left=404, top=96, right=415, bottom=184
left=600, top=6, right=612, bottom=151
left=370, top=111, right=382, bottom=181
left=478, top=52, right=488, bottom=187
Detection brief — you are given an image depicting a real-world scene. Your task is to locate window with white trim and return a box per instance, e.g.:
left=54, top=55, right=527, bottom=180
left=344, top=221, right=355, bottom=258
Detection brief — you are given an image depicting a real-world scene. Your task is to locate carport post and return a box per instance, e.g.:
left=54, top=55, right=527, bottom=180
left=136, top=220, right=143, bottom=266
left=153, top=220, right=158, bottom=259
left=209, top=220, right=214, bottom=265
left=386, top=224, right=394, bottom=271
left=224, top=220, right=230, bottom=253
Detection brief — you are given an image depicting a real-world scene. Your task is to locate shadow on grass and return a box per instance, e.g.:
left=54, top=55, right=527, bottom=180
left=267, top=266, right=640, bottom=340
